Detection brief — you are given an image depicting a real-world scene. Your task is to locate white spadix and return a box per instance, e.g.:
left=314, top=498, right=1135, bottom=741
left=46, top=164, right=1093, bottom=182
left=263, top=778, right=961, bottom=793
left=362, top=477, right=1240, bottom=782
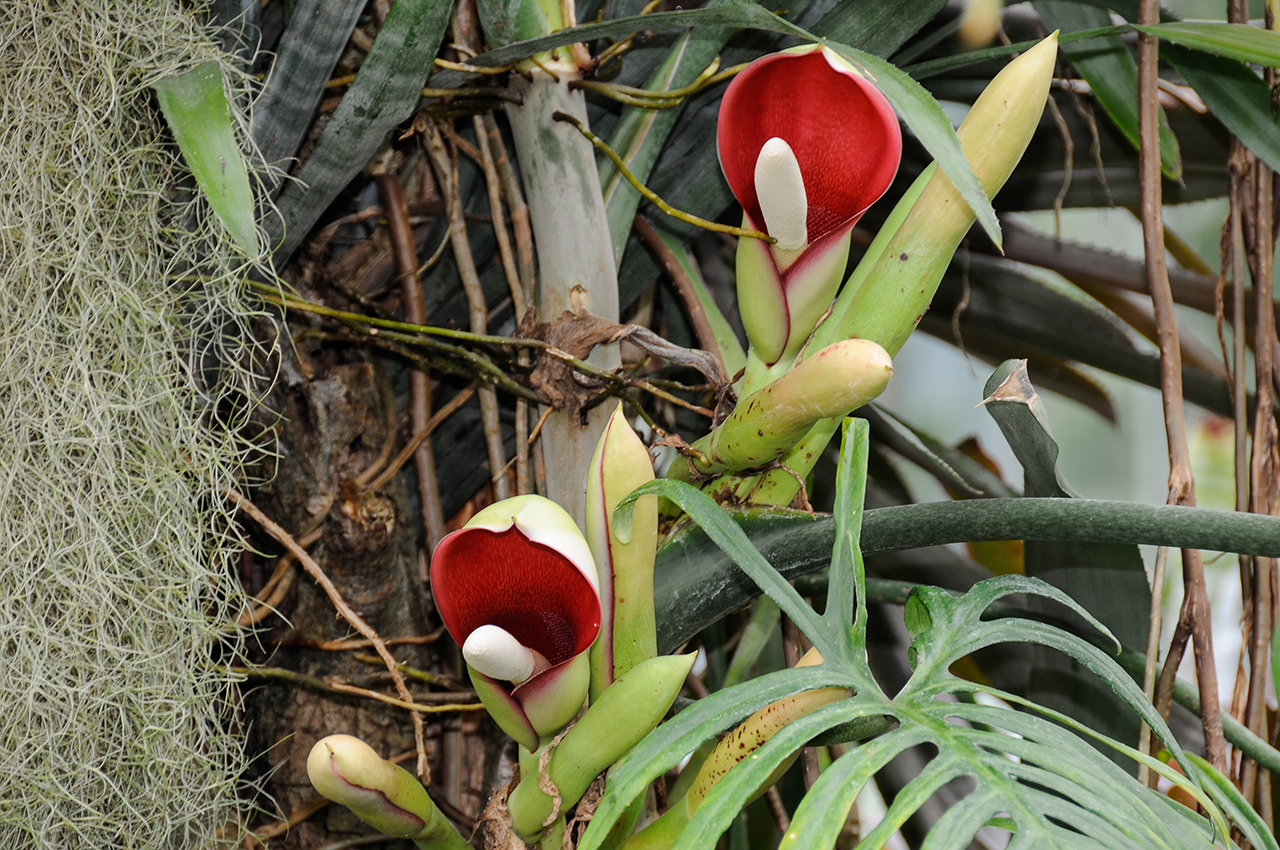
left=753, top=137, right=808, bottom=251
left=463, top=624, right=551, bottom=684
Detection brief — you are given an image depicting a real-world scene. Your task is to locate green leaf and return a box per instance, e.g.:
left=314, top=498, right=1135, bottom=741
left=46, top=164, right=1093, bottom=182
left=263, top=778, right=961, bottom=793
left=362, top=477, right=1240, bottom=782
left=782, top=574, right=1223, bottom=849
left=619, top=480, right=833, bottom=655
left=1165, top=44, right=1280, bottom=177
left=828, top=418, right=869, bottom=643
left=904, top=26, right=1123, bottom=79
left=152, top=62, right=258, bottom=256
left=981, top=361, right=1151, bottom=762
left=1185, top=754, right=1278, bottom=850
left=676, top=699, right=898, bottom=849
left=463, top=2, right=1001, bottom=246
left=654, top=498, right=1280, bottom=653
left=267, top=0, right=452, bottom=260
left=575, top=665, right=853, bottom=850
left=250, top=0, right=364, bottom=173
left=810, top=0, right=949, bottom=58
left=602, top=20, right=732, bottom=264
left=475, top=0, right=554, bottom=46
left=1035, top=1, right=1181, bottom=180
left=1136, top=21, right=1280, bottom=67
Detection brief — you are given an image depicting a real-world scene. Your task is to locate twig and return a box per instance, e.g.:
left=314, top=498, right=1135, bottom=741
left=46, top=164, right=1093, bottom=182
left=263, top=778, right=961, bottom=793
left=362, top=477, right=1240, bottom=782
left=633, top=215, right=726, bottom=374
left=244, top=795, right=330, bottom=844
left=478, top=113, right=533, bottom=495
left=1242, top=65, right=1279, bottom=802
left=351, top=652, right=462, bottom=688
left=280, top=632, right=445, bottom=651
left=326, top=681, right=485, bottom=713
left=224, top=486, right=431, bottom=782
left=424, top=122, right=510, bottom=501
left=552, top=111, right=773, bottom=242
left=236, top=524, right=322, bottom=627
left=376, top=174, right=448, bottom=555
left=629, top=378, right=714, bottom=418
left=764, top=786, right=791, bottom=834
left=1137, top=3, right=1226, bottom=771
left=371, top=384, right=478, bottom=491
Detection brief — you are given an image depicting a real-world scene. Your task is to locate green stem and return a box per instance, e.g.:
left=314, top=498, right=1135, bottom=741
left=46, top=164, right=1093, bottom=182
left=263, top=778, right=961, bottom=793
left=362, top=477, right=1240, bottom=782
left=654, top=499, right=1280, bottom=651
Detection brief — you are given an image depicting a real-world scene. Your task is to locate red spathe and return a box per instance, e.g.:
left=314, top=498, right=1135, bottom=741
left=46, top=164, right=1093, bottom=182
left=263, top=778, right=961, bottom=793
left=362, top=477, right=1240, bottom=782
left=718, top=48, right=902, bottom=244
left=431, top=526, right=601, bottom=667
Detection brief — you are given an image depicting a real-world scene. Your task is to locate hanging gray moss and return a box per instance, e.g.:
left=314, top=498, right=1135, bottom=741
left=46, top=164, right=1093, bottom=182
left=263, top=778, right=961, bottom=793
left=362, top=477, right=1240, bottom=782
left=0, top=4, right=267, bottom=846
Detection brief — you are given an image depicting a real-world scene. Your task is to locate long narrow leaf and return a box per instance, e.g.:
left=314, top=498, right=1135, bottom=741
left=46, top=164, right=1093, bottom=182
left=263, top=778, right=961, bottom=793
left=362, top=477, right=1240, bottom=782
left=575, top=665, right=850, bottom=850
left=463, top=2, right=1001, bottom=246
left=250, top=0, right=364, bottom=172
left=678, top=698, right=895, bottom=849
left=1136, top=21, right=1280, bottom=66
left=1036, top=1, right=1181, bottom=180
left=1186, top=754, right=1279, bottom=850
left=268, top=0, right=451, bottom=259
left=779, top=726, right=934, bottom=850
left=828, top=418, right=869, bottom=645
left=602, top=20, right=732, bottom=262
left=1165, top=44, right=1280, bottom=176
left=619, top=479, right=832, bottom=651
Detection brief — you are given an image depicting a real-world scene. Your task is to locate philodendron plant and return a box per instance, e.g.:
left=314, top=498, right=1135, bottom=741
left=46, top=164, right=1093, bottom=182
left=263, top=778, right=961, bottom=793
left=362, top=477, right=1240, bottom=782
left=310, top=416, right=1269, bottom=850
left=302, top=13, right=1271, bottom=850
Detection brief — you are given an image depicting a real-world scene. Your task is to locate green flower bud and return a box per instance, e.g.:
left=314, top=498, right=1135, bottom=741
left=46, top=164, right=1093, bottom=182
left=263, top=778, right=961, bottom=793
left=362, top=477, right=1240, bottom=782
left=306, top=735, right=469, bottom=849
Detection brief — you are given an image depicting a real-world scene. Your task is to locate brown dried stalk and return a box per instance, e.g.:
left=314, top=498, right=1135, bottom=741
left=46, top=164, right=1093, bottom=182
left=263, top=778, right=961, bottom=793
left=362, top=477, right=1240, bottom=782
left=633, top=214, right=725, bottom=372
left=424, top=122, right=511, bottom=501
left=377, top=173, right=448, bottom=554
left=1137, top=0, right=1226, bottom=770
left=224, top=486, right=431, bottom=782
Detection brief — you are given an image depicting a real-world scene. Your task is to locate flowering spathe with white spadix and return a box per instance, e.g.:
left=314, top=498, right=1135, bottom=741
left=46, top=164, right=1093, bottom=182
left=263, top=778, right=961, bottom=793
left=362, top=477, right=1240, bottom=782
left=430, top=495, right=600, bottom=751
left=718, top=44, right=902, bottom=366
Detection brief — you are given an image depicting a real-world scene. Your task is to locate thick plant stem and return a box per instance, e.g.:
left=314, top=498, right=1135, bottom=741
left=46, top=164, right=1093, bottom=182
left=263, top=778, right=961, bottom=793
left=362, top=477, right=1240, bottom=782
left=1136, top=1, right=1226, bottom=771
left=506, top=62, right=621, bottom=524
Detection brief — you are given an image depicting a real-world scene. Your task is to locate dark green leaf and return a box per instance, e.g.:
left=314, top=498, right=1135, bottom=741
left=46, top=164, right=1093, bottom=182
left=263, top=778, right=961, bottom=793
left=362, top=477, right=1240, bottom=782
left=1136, top=21, right=1280, bottom=67
left=1165, top=44, right=1280, bottom=176
left=267, top=0, right=451, bottom=260
left=602, top=22, right=732, bottom=262
left=925, top=252, right=1233, bottom=417
left=152, top=62, right=259, bottom=256
left=250, top=0, right=363, bottom=173
left=982, top=361, right=1151, bottom=761
left=654, top=498, right=1280, bottom=652
left=810, top=0, right=948, bottom=58
left=828, top=419, right=869, bottom=643
left=475, top=0, right=552, bottom=46
left=904, top=26, right=1123, bottom=79
left=620, top=480, right=833, bottom=654
left=1035, top=0, right=1181, bottom=180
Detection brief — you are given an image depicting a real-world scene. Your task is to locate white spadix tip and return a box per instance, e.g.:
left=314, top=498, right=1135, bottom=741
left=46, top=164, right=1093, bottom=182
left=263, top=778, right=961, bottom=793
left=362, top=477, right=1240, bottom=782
left=463, top=625, right=549, bottom=684
left=754, top=137, right=808, bottom=251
